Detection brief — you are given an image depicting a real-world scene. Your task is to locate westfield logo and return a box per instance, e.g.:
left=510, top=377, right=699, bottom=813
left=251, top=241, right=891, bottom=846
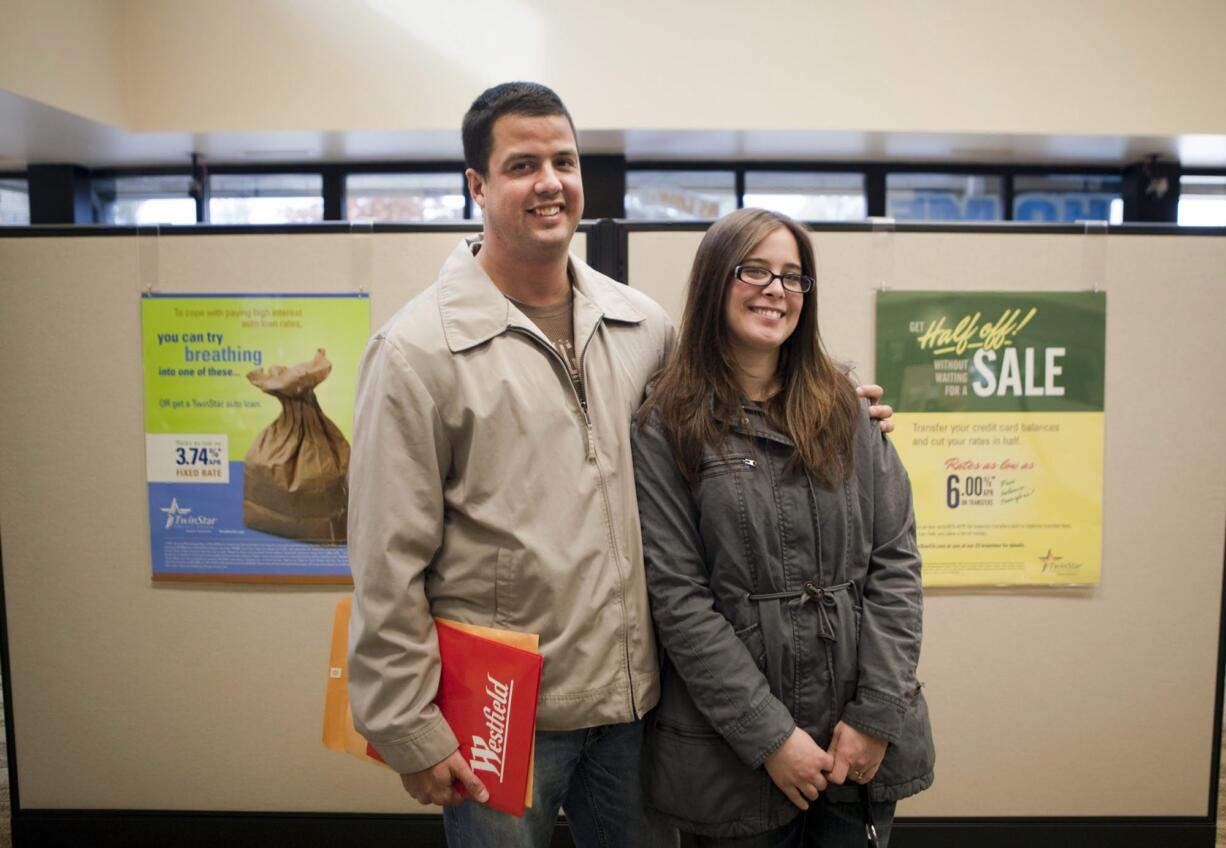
left=468, top=673, right=513, bottom=782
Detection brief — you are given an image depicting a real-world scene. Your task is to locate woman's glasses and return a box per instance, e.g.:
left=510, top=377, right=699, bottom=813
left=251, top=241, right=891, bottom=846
left=733, top=264, right=814, bottom=294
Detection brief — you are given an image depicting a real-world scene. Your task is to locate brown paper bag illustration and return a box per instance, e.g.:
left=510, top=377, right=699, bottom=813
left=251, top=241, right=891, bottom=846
left=243, top=348, right=349, bottom=543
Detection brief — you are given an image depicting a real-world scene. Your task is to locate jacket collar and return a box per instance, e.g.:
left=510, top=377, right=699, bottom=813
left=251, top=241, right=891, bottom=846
left=438, top=236, right=644, bottom=353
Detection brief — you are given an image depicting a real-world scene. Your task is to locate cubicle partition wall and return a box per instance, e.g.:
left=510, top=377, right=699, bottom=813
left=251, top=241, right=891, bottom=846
left=0, top=221, right=1223, bottom=846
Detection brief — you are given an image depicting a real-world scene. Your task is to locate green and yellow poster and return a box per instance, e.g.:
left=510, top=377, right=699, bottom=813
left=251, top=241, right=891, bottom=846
left=876, top=292, right=1105, bottom=587
left=141, top=293, right=369, bottom=582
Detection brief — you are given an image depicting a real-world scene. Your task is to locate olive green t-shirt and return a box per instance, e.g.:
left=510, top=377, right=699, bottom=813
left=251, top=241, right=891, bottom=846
left=511, top=291, right=587, bottom=411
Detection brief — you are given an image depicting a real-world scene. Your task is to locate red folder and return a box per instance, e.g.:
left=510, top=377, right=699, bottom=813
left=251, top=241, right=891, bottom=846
left=364, top=618, right=543, bottom=817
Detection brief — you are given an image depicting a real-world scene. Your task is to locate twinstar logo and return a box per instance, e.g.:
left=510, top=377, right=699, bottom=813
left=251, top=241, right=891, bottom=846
left=159, top=497, right=218, bottom=530
left=1039, top=548, right=1063, bottom=573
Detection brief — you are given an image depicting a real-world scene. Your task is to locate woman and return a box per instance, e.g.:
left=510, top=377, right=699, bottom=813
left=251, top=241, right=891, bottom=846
left=632, top=208, right=934, bottom=846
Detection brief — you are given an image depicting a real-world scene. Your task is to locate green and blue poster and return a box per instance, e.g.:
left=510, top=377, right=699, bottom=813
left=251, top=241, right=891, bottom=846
left=876, top=292, right=1105, bottom=587
left=142, top=293, right=369, bottom=582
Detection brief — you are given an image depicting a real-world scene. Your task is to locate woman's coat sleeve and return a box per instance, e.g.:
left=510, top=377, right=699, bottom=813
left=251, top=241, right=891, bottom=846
left=632, top=417, right=796, bottom=768
left=840, top=421, right=924, bottom=745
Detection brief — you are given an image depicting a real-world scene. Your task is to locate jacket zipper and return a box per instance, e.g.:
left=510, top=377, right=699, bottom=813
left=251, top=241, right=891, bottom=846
left=508, top=323, right=638, bottom=716
left=574, top=324, right=638, bottom=717
left=508, top=325, right=595, bottom=458
left=699, top=456, right=756, bottom=471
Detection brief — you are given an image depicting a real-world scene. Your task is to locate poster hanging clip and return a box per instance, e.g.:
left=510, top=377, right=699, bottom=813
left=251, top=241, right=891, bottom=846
left=868, top=218, right=896, bottom=291
left=350, top=221, right=374, bottom=294
left=1078, top=219, right=1109, bottom=293
left=138, top=224, right=162, bottom=294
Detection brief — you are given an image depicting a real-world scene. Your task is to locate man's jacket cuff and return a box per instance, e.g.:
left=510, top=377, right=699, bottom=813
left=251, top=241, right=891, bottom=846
left=369, top=712, right=460, bottom=775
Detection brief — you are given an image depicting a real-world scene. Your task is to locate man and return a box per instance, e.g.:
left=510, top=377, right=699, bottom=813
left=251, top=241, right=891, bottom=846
left=347, top=82, right=892, bottom=847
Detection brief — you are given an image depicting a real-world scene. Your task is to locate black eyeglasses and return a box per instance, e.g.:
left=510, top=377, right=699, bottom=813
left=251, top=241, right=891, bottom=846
left=732, top=265, right=814, bottom=294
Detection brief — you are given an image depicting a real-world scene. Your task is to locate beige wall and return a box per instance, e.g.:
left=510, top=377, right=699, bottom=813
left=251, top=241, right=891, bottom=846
left=0, top=0, right=127, bottom=126
left=2, top=0, right=1224, bottom=136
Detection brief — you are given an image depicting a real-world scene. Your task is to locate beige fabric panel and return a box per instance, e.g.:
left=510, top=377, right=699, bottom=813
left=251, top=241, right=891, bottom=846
left=0, top=226, right=581, bottom=813
left=630, top=229, right=1226, bottom=816
left=0, top=231, right=467, bottom=813
left=0, top=228, right=1218, bottom=817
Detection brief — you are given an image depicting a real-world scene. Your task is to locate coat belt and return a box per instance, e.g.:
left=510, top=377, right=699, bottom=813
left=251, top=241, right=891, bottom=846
left=747, top=581, right=853, bottom=642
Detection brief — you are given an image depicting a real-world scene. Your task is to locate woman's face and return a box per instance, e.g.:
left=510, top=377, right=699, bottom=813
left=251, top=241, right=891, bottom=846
left=723, top=226, right=805, bottom=360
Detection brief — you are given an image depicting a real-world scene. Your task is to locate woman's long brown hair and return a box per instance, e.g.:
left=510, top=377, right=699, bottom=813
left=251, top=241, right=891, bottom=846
left=639, top=208, right=860, bottom=485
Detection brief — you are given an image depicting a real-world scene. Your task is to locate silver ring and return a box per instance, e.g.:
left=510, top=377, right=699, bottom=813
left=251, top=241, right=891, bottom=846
left=851, top=769, right=864, bottom=781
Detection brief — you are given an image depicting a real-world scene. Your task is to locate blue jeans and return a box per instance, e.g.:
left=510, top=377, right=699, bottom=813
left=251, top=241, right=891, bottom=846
left=691, top=797, right=896, bottom=848
left=443, top=718, right=677, bottom=848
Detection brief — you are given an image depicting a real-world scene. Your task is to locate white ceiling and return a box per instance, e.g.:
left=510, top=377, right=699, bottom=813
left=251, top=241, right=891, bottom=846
left=3, top=87, right=1224, bottom=171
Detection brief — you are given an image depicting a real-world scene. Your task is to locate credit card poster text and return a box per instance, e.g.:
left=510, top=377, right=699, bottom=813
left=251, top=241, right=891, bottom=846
left=876, top=292, right=1105, bottom=586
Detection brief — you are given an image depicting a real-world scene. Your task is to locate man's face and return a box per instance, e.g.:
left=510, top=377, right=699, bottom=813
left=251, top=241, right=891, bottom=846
left=466, top=113, right=584, bottom=263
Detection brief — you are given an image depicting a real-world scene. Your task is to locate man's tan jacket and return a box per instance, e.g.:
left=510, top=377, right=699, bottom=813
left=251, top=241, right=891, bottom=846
left=348, top=238, right=673, bottom=774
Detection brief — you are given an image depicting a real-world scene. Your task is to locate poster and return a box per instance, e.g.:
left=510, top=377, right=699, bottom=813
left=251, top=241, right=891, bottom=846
left=142, top=293, right=369, bottom=582
left=876, top=292, right=1105, bottom=587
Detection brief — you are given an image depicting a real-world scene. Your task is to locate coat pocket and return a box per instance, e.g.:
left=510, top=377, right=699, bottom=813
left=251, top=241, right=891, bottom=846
left=734, top=622, right=768, bottom=674
left=644, top=718, right=769, bottom=829
left=698, top=454, right=757, bottom=479
left=492, top=547, right=519, bottom=627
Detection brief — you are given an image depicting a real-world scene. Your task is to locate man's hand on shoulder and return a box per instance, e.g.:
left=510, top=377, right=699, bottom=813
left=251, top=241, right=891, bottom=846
left=857, top=384, right=894, bottom=434
left=400, top=749, right=490, bottom=807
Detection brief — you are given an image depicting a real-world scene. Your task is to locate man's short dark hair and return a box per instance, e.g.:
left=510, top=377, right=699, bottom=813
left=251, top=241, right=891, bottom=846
left=462, top=82, right=577, bottom=177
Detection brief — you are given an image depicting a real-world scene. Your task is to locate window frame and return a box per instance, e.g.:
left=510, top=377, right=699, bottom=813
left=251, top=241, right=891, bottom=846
left=9, top=158, right=1222, bottom=227
left=627, top=161, right=1133, bottom=223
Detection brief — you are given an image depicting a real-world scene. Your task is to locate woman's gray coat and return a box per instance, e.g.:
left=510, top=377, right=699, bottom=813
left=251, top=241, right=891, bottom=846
left=631, top=402, right=935, bottom=838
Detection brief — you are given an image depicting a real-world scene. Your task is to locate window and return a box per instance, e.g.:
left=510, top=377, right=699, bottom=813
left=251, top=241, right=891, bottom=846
left=1178, top=176, right=1226, bottom=226
left=1014, top=174, right=1122, bottom=224
left=94, top=175, right=196, bottom=225
left=0, top=177, right=30, bottom=225
left=209, top=174, right=323, bottom=224
left=346, top=173, right=465, bottom=222
left=743, top=172, right=866, bottom=221
left=887, top=173, right=1003, bottom=222
left=625, top=170, right=737, bottom=220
